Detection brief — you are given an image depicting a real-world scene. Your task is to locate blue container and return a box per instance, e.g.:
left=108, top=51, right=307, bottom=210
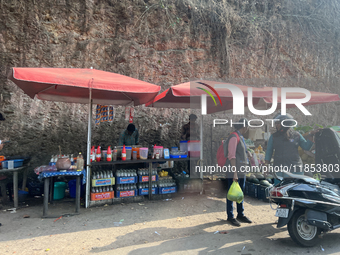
left=116, top=176, right=137, bottom=184
left=159, top=186, right=177, bottom=194
left=68, top=179, right=85, bottom=198
left=2, top=159, right=24, bottom=169
left=248, top=183, right=258, bottom=198
left=138, top=187, right=158, bottom=196
left=18, top=190, right=28, bottom=202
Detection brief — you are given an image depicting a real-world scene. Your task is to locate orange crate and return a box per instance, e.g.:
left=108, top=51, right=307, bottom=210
left=90, top=191, right=114, bottom=201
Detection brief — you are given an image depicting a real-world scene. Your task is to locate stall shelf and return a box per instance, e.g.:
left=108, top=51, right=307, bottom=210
left=88, top=157, right=200, bottom=206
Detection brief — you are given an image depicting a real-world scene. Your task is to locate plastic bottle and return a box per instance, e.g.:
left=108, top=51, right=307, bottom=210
left=96, top=146, right=101, bottom=162
left=113, top=146, right=117, bottom=161
left=91, top=146, right=95, bottom=162
left=107, top=146, right=112, bottom=162
left=70, top=154, right=74, bottom=165
left=122, top=145, right=126, bottom=161
left=76, top=152, right=84, bottom=171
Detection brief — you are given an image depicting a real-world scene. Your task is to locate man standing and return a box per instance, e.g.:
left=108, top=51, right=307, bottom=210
left=225, top=118, right=252, bottom=227
left=181, top=114, right=199, bottom=141
left=118, top=124, right=139, bottom=146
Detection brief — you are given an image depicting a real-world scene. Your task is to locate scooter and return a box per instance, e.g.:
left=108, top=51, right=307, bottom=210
left=267, top=128, right=340, bottom=247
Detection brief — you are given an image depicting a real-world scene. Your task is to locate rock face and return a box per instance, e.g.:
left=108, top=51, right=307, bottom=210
left=0, top=0, right=339, bottom=172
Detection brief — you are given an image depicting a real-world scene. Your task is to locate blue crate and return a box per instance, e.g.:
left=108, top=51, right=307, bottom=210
left=248, top=183, right=258, bottom=198
left=138, top=175, right=159, bottom=183
left=170, top=154, right=187, bottom=158
left=2, top=159, right=24, bottom=169
left=159, top=186, right=177, bottom=194
left=257, top=185, right=270, bottom=202
left=244, top=181, right=250, bottom=196
left=138, top=187, right=158, bottom=196
left=116, top=176, right=137, bottom=184
left=116, top=189, right=137, bottom=198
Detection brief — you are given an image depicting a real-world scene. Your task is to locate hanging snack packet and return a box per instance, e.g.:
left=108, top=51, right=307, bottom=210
left=101, top=106, right=108, bottom=122
left=109, top=106, right=115, bottom=122
left=96, top=105, right=102, bottom=125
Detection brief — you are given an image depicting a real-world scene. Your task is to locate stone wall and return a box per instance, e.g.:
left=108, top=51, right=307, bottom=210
left=0, top=0, right=339, bottom=174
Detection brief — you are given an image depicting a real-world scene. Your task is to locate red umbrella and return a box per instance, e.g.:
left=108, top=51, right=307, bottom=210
left=8, top=68, right=160, bottom=106
left=145, top=80, right=273, bottom=114
left=261, top=87, right=340, bottom=110
left=146, top=81, right=340, bottom=114
left=8, top=67, right=161, bottom=208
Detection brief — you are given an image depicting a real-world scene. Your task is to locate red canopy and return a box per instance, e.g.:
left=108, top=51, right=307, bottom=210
left=146, top=80, right=273, bottom=114
left=146, top=81, right=340, bottom=114
left=8, top=68, right=161, bottom=106
left=262, top=87, right=340, bottom=108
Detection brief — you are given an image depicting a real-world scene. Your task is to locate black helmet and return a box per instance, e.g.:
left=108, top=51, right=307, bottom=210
left=274, top=114, right=296, bottom=127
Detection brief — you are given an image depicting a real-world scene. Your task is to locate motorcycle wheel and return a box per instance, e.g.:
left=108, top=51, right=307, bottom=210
left=287, top=209, right=321, bottom=247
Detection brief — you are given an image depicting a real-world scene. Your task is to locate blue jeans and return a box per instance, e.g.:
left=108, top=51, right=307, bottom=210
left=226, top=176, right=245, bottom=219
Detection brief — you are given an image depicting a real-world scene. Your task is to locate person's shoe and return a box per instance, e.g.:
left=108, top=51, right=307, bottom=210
left=237, top=215, right=252, bottom=223
left=227, top=218, right=241, bottom=227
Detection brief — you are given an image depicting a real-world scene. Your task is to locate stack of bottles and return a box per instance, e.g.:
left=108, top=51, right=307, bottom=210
left=116, top=184, right=138, bottom=191
left=92, top=170, right=114, bottom=179
left=91, top=186, right=114, bottom=193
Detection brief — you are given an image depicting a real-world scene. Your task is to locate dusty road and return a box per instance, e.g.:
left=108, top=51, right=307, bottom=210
left=0, top=192, right=339, bottom=255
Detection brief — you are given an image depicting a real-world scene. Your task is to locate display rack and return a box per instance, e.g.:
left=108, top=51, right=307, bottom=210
left=87, top=157, right=200, bottom=207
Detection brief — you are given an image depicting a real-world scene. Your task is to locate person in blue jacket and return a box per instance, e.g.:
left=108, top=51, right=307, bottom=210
left=265, top=114, right=319, bottom=176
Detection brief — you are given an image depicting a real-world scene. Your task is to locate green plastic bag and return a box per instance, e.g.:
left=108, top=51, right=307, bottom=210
left=227, top=181, right=244, bottom=204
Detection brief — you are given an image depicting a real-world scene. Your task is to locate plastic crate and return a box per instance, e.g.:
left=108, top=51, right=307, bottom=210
left=170, top=154, right=187, bottom=158
left=244, top=181, right=250, bottom=196
left=92, top=178, right=115, bottom=187
left=138, top=175, right=158, bottom=183
left=91, top=191, right=114, bottom=201
left=116, top=176, right=137, bottom=184
left=138, top=187, right=158, bottom=196
left=257, top=185, right=270, bottom=202
left=247, top=183, right=258, bottom=198
left=159, top=186, right=177, bottom=194
left=2, top=159, right=24, bottom=169
left=116, top=189, right=137, bottom=198
left=176, top=178, right=202, bottom=193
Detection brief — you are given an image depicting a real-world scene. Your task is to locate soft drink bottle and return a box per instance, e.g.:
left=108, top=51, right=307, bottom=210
left=122, top=145, right=126, bottom=161
left=107, top=146, right=112, bottom=161
left=96, top=146, right=101, bottom=162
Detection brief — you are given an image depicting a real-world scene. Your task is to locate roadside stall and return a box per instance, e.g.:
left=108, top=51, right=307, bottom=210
left=7, top=67, right=161, bottom=211
left=145, top=80, right=276, bottom=192
left=146, top=81, right=340, bottom=197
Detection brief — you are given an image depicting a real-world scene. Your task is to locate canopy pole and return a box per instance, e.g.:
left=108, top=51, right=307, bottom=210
left=85, top=79, right=93, bottom=209
left=200, top=114, right=203, bottom=180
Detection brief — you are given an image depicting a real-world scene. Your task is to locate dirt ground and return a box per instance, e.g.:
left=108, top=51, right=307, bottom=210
left=0, top=188, right=340, bottom=255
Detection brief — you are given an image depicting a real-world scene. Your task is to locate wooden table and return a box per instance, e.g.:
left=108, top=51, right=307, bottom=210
left=0, top=167, right=26, bottom=208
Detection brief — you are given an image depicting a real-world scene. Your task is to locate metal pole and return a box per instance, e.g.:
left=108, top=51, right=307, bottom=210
left=200, top=114, right=203, bottom=179
left=13, top=171, right=18, bottom=208
left=85, top=79, right=93, bottom=209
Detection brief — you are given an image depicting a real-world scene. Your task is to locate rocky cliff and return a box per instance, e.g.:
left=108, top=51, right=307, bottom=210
left=0, top=0, right=340, bottom=171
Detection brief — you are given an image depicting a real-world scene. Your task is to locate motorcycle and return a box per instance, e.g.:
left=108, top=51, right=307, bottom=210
left=267, top=128, right=340, bottom=247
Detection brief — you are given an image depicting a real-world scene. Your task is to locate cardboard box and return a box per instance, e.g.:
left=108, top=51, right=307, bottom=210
left=90, top=191, right=114, bottom=201
left=92, top=178, right=115, bottom=187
